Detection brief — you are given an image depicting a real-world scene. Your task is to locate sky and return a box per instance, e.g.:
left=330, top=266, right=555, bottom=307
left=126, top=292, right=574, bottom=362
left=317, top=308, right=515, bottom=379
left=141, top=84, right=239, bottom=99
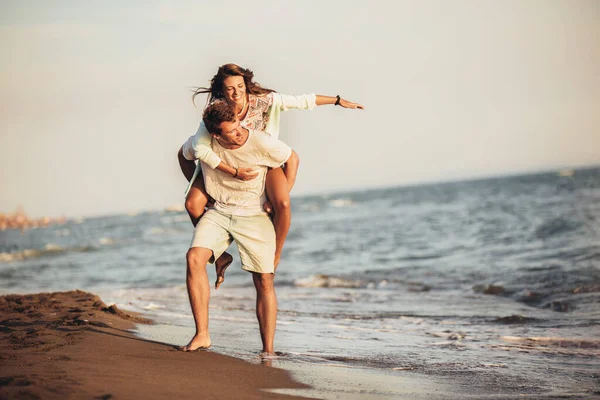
left=1, top=0, right=599, bottom=218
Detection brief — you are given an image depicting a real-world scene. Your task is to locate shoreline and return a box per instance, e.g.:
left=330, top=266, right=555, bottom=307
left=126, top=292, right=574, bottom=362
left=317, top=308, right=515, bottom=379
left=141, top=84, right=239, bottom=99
left=0, top=290, right=312, bottom=400
left=2, top=289, right=596, bottom=400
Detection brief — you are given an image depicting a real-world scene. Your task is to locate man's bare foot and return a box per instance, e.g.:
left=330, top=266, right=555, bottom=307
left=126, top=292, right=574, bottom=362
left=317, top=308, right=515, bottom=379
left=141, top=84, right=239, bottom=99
left=179, top=333, right=211, bottom=352
left=260, top=351, right=275, bottom=366
left=259, top=351, right=282, bottom=359
left=215, top=252, right=233, bottom=290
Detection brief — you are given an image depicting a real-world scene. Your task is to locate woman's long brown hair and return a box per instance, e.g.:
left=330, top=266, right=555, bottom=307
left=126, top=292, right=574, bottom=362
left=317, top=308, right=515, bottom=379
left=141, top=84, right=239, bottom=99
left=193, top=63, right=275, bottom=106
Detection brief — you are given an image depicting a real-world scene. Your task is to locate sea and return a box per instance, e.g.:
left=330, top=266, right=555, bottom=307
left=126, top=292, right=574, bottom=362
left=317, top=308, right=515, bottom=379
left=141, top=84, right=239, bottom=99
left=1, top=167, right=599, bottom=399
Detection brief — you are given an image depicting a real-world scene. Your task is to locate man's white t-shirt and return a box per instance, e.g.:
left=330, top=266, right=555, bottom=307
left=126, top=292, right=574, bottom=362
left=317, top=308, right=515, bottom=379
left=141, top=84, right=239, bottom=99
left=195, top=129, right=292, bottom=216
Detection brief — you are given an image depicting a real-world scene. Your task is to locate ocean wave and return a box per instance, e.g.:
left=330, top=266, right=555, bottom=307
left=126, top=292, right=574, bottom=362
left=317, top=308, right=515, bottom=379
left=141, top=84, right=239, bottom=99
left=501, top=336, right=600, bottom=349
left=533, top=217, right=579, bottom=239
left=496, top=336, right=600, bottom=356
left=0, top=244, right=98, bottom=262
left=289, top=274, right=432, bottom=293
left=142, top=303, right=166, bottom=310
left=145, top=227, right=167, bottom=235
left=0, top=250, right=41, bottom=262
left=329, top=198, right=355, bottom=208
left=299, top=203, right=321, bottom=212
left=299, top=353, right=514, bottom=372
left=211, top=315, right=256, bottom=323
left=162, top=214, right=190, bottom=223
left=492, top=315, right=539, bottom=324
left=294, top=274, right=365, bottom=288
left=99, top=237, right=114, bottom=245
left=143, top=226, right=185, bottom=236
left=328, top=324, right=407, bottom=334
left=429, top=331, right=466, bottom=340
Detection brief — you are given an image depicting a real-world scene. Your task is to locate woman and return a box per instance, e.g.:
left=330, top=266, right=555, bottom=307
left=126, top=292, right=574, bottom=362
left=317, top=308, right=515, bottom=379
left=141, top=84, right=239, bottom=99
left=181, top=63, right=363, bottom=289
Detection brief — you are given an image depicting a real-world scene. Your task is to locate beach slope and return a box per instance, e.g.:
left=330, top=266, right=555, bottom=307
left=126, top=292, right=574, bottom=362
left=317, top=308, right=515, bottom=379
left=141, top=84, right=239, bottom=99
left=0, top=290, right=311, bottom=400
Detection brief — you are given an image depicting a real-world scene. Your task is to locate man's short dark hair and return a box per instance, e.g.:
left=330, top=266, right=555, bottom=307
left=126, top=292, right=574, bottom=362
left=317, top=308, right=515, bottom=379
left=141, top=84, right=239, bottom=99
left=203, top=101, right=236, bottom=135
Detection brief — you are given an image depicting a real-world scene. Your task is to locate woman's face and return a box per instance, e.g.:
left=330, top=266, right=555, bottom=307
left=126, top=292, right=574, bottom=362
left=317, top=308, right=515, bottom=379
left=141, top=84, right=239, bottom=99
left=222, top=75, right=246, bottom=106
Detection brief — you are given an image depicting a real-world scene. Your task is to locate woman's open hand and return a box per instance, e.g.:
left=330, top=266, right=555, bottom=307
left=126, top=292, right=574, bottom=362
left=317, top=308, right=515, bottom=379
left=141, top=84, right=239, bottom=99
left=339, top=98, right=364, bottom=110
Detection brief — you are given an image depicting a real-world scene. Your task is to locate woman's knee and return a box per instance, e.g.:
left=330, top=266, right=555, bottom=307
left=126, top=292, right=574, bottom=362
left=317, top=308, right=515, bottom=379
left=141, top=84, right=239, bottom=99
left=185, top=197, right=203, bottom=216
left=185, top=192, right=206, bottom=216
left=273, top=197, right=291, bottom=212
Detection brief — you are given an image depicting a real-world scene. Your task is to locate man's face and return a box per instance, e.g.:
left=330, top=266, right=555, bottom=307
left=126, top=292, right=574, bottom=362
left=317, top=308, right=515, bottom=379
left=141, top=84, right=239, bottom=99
left=213, top=118, right=245, bottom=146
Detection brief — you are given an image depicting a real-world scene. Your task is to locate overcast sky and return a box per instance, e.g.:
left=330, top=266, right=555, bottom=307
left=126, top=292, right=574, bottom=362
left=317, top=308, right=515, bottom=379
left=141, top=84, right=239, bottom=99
left=1, top=0, right=599, bottom=217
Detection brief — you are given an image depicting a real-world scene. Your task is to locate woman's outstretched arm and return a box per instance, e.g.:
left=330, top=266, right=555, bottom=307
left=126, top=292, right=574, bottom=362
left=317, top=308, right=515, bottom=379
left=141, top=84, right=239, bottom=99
left=315, top=95, right=364, bottom=109
left=274, top=93, right=364, bottom=112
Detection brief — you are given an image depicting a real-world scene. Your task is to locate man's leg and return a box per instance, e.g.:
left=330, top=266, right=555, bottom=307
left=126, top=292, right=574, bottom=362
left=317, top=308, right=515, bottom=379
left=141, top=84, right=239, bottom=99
left=232, top=214, right=277, bottom=354
left=185, top=171, right=234, bottom=288
left=182, top=247, right=213, bottom=351
left=252, top=272, right=277, bottom=355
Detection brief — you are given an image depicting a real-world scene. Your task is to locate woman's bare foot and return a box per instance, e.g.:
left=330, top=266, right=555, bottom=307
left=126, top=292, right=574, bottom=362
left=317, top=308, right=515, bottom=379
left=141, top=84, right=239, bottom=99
left=215, top=252, right=233, bottom=290
left=179, top=333, right=211, bottom=351
left=263, top=201, right=273, bottom=214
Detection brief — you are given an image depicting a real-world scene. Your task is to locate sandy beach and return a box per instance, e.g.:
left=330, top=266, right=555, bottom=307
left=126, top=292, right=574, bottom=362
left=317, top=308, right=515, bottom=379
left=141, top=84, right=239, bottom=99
left=0, top=290, right=311, bottom=400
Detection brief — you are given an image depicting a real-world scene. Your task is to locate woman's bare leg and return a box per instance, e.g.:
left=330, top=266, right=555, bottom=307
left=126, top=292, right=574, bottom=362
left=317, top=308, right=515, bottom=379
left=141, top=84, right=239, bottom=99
left=265, top=167, right=291, bottom=271
left=185, top=170, right=233, bottom=289
left=185, top=174, right=209, bottom=227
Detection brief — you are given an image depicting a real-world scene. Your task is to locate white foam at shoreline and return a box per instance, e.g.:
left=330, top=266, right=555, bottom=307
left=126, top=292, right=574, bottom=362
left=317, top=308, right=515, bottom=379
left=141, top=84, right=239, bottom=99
left=99, top=237, right=114, bottom=245
left=0, top=244, right=65, bottom=262
left=0, top=249, right=43, bottom=262
left=501, top=336, right=600, bottom=349
left=142, top=303, right=166, bottom=310
left=329, top=198, right=355, bottom=208
left=294, top=274, right=364, bottom=288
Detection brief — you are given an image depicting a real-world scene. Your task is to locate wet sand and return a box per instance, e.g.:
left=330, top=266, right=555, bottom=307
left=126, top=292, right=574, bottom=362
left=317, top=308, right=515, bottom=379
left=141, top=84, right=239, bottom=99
left=3, top=290, right=594, bottom=400
left=0, top=290, right=311, bottom=400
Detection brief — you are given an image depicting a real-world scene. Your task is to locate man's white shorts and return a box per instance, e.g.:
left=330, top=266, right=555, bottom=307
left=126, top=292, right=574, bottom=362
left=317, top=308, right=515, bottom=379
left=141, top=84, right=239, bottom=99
left=189, top=209, right=275, bottom=274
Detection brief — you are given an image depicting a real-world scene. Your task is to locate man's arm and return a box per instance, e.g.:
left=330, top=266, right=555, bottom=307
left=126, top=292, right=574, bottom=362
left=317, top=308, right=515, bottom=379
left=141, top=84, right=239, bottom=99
left=282, top=150, right=299, bottom=192
left=181, top=133, right=258, bottom=181
left=183, top=122, right=258, bottom=181
left=217, top=162, right=258, bottom=180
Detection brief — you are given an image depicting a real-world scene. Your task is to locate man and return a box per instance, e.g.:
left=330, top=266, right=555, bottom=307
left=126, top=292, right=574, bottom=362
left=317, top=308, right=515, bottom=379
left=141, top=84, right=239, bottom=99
left=177, top=100, right=299, bottom=356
